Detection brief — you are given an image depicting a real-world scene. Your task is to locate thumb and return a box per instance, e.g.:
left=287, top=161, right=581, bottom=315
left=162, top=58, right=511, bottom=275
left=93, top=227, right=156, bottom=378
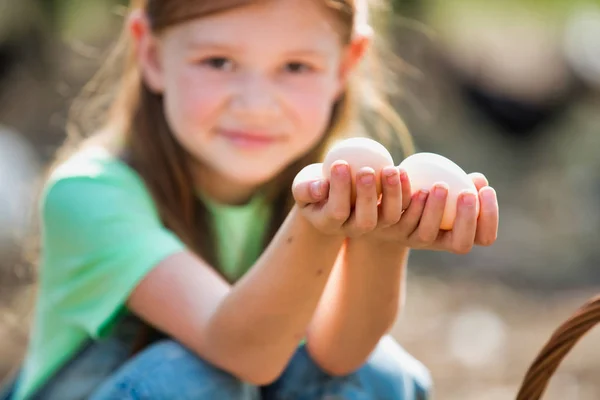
left=293, top=179, right=329, bottom=207
left=292, top=163, right=328, bottom=207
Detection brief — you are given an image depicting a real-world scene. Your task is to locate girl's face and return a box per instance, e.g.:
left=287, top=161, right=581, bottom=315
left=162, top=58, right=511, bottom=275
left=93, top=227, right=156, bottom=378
left=135, top=0, right=366, bottom=203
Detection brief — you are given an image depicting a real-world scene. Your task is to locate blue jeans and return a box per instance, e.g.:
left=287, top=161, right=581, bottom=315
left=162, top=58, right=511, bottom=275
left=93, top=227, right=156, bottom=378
left=88, top=336, right=430, bottom=400
left=2, top=316, right=431, bottom=399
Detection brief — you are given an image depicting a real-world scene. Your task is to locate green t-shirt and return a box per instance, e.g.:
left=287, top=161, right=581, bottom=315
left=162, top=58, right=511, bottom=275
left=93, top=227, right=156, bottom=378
left=199, top=190, right=271, bottom=282
left=14, top=147, right=271, bottom=400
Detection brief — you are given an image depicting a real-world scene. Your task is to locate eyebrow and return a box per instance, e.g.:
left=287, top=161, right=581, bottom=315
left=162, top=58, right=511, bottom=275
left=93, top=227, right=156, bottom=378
left=284, top=49, right=330, bottom=59
left=185, top=40, right=330, bottom=59
left=185, top=40, right=239, bottom=52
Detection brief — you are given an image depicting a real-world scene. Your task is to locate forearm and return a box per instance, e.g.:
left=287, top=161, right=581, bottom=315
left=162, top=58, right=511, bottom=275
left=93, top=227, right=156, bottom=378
left=306, top=238, right=409, bottom=375
left=204, top=205, right=345, bottom=383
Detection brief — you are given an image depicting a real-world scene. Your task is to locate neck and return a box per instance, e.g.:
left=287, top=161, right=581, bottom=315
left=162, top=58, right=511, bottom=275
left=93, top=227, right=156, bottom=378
left=193, top=163, right=259, bottom=206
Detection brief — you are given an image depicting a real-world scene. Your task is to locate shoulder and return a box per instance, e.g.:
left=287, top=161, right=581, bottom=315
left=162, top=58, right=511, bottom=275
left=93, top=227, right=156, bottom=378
left=41, top=146, right=159, bottom=229
left=47, top=146, right=143, bottom=192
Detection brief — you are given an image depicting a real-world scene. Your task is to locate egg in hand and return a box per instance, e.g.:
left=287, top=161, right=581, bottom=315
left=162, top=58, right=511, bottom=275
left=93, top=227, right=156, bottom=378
left=399, top=152, right=479, bottom=230
left=322, top=137, right=395, bottom=203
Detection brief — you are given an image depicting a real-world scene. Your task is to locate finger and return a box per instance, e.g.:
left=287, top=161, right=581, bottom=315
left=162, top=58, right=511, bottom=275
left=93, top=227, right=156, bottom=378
left=411, top=183, right=448, bottom=245
left=292, top=178, right=329, bottom=207
left=399, top=168, right=412, bottom=211
left=347, top=167, right=379, bottom=234
left=292, top=164, right=328, bottom=207
left=474, top=186, right=499, bottom=246
left=469, top=172, right=489, bottom=193
left=324, top=161, right=352, bottom=226
left=444, top=191, right=478, bottom=254
left=397, top=189, right=429, bottom=237
left=379, top=166, right=402, bottom=227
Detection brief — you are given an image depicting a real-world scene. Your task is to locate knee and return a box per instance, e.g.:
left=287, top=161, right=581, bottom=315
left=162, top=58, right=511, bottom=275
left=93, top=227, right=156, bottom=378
left=131, top=339, right=240, bottom=383
left=363, top=336, right=432, bottom=399
left=136, top=339, right=200, bottom=365
left=91, top=340, right=256, bottom=400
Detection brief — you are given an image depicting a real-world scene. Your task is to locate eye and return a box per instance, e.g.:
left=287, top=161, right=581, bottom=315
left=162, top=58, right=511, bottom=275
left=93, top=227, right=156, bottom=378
left=284, top=62, right=313, bottom=74
left=201, top=57, right=234, bottom=71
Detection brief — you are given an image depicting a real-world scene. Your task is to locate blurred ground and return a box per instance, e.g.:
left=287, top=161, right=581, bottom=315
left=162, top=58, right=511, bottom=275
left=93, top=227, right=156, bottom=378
left=393, top=275, right=600, bottom=400
left=2, top=0, right=600, bottom=398
left=3, top=276, right=600, bottom=400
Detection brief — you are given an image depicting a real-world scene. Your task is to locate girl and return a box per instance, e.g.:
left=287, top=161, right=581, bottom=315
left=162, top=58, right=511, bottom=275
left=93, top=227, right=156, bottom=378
left=4, top=0, right=499, bottom=399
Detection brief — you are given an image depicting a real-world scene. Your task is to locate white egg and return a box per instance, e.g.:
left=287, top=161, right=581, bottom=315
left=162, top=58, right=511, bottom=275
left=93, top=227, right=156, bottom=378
left=322, top=137, right=394, bottom=203
left=399, top=152, right=479, bottom=230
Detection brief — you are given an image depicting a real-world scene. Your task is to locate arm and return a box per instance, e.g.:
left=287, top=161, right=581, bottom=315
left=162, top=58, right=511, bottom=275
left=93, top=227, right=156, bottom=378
left=305, top=238, right=409, bottom=375
left=304, top=171, right=500, bottom=376
left=128, top=205, right=345, bottom=385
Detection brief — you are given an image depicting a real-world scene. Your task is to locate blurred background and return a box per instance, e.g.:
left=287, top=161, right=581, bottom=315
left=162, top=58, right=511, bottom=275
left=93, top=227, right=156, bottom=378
left=1, top=0, right=600, bottom=398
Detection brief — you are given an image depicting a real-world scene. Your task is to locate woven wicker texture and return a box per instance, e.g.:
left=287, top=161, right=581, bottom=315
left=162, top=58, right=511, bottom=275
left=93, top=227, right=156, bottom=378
left=516, top=295, right=600, bottom=399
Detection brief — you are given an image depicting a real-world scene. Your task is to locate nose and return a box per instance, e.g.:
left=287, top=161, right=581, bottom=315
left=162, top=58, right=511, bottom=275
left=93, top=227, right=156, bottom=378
left=229, top=71, right=280, bottom=123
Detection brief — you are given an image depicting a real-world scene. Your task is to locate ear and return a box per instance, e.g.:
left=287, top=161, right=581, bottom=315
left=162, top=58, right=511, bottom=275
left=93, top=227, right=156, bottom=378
left=336, top=32, right=372, bottom=96
left=128, top=10, right=165, bottom=93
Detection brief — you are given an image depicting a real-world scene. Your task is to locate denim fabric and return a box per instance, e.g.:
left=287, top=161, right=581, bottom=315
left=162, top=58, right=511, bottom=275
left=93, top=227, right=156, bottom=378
left=2, top=315, right=141, bottom=400
left=262, top=335, right=431, bottom=400
left=89, top=336, right=431, bottom=400
left=3, top=315, right=431, bottom=400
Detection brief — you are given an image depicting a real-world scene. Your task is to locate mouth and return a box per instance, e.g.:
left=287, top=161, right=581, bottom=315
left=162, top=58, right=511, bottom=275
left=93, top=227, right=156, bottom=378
left=218, top=129, right=281, bottom=149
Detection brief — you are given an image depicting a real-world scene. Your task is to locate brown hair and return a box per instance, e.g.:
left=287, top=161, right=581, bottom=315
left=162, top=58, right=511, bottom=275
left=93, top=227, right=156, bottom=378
left=55, top=0, right=414, bottom=348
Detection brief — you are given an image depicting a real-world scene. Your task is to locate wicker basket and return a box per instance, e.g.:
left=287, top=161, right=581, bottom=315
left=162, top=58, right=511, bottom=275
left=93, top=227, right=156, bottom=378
left=515, top=295, right=600, bottom=399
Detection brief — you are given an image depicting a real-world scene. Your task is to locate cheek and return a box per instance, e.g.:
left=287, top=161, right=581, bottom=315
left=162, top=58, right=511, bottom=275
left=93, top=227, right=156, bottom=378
left=288, top=80, right=339, bottom=141
left=163, top=68, right=225, bottom=136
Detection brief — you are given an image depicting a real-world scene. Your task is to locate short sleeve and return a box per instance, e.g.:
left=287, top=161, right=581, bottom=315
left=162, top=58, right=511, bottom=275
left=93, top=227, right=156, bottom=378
left=39, top=158, right=186, bottom=338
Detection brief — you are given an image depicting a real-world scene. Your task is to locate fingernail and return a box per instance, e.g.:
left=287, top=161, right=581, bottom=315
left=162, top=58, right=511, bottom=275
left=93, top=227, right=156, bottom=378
left=335, top=163, right=349, bottom=178
left=482, top=188, right=496, bottom=205
left=434, top=184, right=447, bottom=199
left=384, top=168, right=399, bottom=185
left=462, top=192, right=476, bottom=207
left=311, top=181, right=323, bottom=197
left=399, top=169, right=409, bottom=182
left=383, top=166, right=395, bottom=175
left=360, top=173, right=374, bottom=185
left=419, top=189, right=429, bottom=201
